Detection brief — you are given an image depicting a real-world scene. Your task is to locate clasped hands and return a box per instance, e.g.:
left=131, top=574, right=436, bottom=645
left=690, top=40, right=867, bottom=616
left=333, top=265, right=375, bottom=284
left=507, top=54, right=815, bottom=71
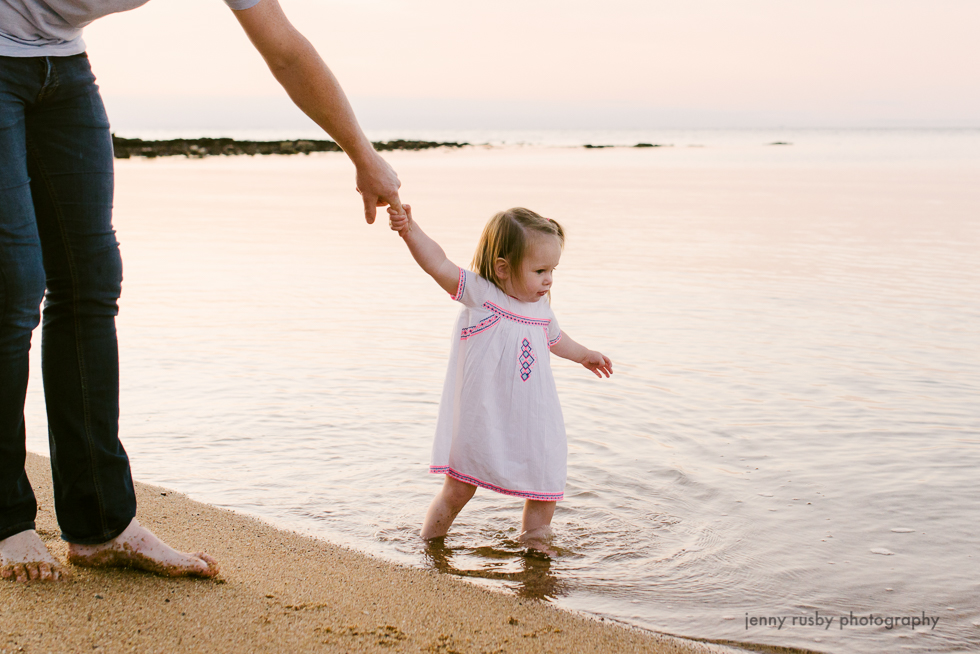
left=388, top=204, right=413, bottom=235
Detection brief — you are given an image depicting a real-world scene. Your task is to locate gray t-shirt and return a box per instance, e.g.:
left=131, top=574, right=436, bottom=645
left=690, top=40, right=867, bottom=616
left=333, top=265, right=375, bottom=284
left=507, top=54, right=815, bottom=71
left=0, top=0, right=262, bottom=56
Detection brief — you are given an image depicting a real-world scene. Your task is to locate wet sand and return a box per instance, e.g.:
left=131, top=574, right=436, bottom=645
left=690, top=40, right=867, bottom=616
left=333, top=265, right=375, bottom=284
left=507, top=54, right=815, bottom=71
left=2, top=453, right=727, bottom=654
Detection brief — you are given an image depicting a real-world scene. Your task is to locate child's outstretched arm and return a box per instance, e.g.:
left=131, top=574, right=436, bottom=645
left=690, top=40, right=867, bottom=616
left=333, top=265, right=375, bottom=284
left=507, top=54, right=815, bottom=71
left=551, top=333, right=613, bottom=378
left=389, top=204, right=461, bottom=297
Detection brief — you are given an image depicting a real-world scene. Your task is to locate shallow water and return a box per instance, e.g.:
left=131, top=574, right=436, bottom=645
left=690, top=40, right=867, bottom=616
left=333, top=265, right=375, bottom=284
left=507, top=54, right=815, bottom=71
left=25, top=131, right=980, bottom=653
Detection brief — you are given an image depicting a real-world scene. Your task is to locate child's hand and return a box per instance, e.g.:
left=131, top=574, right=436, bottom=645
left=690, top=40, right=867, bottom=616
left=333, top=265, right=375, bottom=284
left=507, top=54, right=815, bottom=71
left=388, top=203, right=413, bottom=235
left=581, top=350, right=613, bottom=378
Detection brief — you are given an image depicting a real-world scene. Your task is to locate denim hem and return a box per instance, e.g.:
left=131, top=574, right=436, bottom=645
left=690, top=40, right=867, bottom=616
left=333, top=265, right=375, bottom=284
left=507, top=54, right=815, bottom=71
left=0, top=521, right=37, bottom=542
left=60, top=514, right=134, bottom=545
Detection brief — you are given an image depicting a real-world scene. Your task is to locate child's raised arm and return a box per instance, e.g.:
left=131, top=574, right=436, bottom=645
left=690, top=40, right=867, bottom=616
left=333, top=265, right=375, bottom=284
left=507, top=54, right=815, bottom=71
left=389, top=204, right=461, bottom=297
left=551, top=333, right=613, bottom=378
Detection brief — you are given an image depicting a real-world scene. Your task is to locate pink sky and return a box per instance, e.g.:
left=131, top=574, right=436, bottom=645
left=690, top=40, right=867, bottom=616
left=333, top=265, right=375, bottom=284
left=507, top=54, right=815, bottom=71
left=85, top=0, right=979, bottom=128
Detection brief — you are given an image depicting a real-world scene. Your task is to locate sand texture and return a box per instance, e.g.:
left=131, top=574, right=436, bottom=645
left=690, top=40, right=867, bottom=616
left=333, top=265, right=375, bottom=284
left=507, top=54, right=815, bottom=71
left=1, top=453, right=725, bottom=654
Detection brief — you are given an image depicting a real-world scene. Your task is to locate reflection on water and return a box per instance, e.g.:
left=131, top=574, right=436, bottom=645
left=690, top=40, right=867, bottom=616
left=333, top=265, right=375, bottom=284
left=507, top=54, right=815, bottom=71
left=423, top=539, right=566, bottom=601
left=23, top=132, right=980, bottom=654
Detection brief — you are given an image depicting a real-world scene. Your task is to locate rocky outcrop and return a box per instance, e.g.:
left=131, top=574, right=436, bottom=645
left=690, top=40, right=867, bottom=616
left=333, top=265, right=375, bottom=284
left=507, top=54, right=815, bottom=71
left=111, top=136, right=470, bottom=159
left=584, top=143, right=670, bottom=149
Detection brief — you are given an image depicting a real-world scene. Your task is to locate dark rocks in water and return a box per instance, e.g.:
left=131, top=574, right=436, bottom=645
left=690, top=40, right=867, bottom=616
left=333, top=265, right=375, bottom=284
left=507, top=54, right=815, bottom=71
left=372, top=139, right=468, bottom=152
left=768, top=141, right=792, bottom=146
left=111, top=136, right=469, bottom=159
left=584, top=143, right=670, bottom=149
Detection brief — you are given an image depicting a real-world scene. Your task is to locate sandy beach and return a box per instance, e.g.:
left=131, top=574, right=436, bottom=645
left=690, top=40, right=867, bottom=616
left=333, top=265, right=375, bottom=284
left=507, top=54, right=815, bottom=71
left=0, top=453, right=739, bottom=654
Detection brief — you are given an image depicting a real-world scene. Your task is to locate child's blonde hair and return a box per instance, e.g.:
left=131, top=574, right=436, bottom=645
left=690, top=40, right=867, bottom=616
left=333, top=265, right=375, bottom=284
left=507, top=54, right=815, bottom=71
left=471, top=207, right=564, bottom=293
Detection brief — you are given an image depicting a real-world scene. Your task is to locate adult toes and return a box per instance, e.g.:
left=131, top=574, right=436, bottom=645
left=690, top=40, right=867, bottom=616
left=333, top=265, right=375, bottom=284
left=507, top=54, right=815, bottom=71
left=193, top=552, right=219, bottom=575
left=38, top=562, right=53, bottom=581
left=14, top=564, right=29, bottom=583
left=27, top=563, right=41, bottom=581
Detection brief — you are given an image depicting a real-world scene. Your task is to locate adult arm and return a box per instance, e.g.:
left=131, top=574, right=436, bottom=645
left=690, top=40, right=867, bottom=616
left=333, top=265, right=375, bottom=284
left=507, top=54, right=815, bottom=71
left=550, top=334, right=613, bottom=378
left=233, top=0, right=401, bottom=223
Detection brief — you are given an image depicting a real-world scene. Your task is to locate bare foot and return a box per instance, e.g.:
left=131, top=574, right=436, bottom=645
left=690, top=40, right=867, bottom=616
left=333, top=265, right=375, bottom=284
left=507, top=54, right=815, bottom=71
left=519, top=526, right=557, bottom=557
left=1, top=530, right=69, bottom=582
left=67, top=519, right=218, bottom=578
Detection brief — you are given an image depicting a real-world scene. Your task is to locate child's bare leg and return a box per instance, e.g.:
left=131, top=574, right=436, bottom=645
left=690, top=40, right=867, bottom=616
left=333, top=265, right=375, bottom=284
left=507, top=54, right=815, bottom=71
left=421, top=476, right=476, bottom=539
left=520, top=500, right=556, bottom=554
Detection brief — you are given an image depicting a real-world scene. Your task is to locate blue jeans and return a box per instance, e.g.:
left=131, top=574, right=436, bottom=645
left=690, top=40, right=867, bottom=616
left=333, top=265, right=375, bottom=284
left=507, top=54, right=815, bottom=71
left=0, top=53, right=136, bottom=544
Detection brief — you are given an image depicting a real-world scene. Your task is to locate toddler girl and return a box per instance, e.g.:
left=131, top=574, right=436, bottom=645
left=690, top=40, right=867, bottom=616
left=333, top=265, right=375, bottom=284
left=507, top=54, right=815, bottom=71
left=389, top=205, right=612, bottom=551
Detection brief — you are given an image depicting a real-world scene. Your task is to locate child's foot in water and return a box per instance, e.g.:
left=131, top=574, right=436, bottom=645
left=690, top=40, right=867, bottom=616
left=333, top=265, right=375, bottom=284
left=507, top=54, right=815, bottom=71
left=67, top=519, right=218, bottom=578
left=519, top=526, right=557, bottom=557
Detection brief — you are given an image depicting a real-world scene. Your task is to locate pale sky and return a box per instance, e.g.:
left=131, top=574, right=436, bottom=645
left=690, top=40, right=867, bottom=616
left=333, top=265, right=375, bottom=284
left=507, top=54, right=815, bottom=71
left=85, top=0, right=980, bottom=129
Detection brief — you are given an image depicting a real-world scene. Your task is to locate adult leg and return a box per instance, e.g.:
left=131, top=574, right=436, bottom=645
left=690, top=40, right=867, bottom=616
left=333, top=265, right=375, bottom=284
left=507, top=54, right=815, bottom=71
left=519, top=500, right=556, bottom=555
left=26, top=54, right=215, bottom=577
left=26, top=54, right=134, bottom=545
left=421, top=475, right=476, bottom=539
left=0, top=55, right=67, bottom=582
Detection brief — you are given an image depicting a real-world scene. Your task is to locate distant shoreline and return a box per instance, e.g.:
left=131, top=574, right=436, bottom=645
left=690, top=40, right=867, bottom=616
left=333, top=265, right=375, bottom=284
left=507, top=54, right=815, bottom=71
left=110, top=135, right=667, bottom=159
left=110, top=135, right=470, bottom=159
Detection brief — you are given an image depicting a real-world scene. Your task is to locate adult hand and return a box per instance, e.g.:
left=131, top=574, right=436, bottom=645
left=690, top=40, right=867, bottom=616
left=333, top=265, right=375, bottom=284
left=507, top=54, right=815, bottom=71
left=355, top=151, right=402, bottom=224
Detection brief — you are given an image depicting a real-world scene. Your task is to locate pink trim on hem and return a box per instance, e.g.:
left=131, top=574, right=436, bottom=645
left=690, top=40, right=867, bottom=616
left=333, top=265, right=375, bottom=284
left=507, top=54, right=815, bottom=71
left=430, top=466, right=563, bottom=502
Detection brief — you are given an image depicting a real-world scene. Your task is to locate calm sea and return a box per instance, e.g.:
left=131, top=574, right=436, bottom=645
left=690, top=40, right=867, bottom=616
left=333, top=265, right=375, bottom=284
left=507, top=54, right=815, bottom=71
left=25, top=130, right=980, bottom=653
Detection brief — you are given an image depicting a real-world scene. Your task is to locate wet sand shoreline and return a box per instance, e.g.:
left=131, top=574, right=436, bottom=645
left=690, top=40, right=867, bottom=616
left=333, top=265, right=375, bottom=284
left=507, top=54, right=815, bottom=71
left=2, top=453, right=738, bottom=654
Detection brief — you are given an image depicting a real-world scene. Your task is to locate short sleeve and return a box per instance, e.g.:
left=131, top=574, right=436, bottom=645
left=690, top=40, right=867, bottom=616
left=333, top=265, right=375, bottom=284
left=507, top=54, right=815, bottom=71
left=224, top=0, right=262, bottom=10
left=450, top=268, right=496, bottom=309
left=546, top=304, right=562, bottom=348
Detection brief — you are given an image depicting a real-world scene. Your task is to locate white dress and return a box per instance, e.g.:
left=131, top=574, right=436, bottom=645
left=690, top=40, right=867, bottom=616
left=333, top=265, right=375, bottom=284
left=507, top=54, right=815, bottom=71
left=430, top=267, right=566, bottom=501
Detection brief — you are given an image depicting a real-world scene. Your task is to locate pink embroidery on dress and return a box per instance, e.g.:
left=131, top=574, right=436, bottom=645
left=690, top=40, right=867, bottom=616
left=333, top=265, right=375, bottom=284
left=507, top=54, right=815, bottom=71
left=519, top=338, right=536, bottom=381
left=450, top=266, right=466, bottom=301
left=548, top=331, right=563, bottom=349
left=461, top=314, right=500, bottom=340
left=484, top=301, right=551, bottom=326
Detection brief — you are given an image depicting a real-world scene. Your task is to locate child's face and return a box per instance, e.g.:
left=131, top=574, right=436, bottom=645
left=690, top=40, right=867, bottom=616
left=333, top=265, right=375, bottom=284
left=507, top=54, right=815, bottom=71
left=503, top=232, right=562, bottom=302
